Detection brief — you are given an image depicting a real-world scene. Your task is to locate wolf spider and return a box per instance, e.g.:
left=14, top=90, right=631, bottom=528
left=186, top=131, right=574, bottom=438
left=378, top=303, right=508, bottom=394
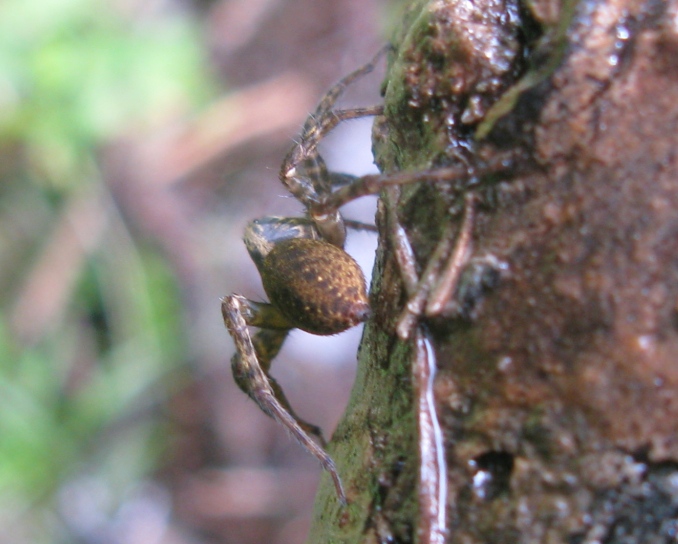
left=221, top=49, right=516, bottom=505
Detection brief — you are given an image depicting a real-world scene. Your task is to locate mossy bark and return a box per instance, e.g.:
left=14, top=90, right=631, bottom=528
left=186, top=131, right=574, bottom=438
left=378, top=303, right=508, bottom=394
left=309, top=0, right=678, bottom=542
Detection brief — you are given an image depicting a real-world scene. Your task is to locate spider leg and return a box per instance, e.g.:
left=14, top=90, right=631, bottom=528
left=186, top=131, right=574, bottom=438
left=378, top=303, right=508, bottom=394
left=303, top=152, right=380, bottom=242
left=285, top=44, right=389, bottom=174
left=222, top=295, right=347, bottom=503
left=343, top=219, right=378, bottom=232
left=281, top=104, right=385, bottom=205
left=294, top=153, right=348, bottom=246
left=382, top=180, right=479, bottom=340
left=279, top=48, right=388, bottom=246
left=394, top=220, right=460, bottom=340
left=302, top=154, right=332, bottom=196
left=321, top=151, right=516, bottom=215
left=249, top=328, right=327, bottom=444
left=302, top=150, right=369, bottom=199
left=307, top=46, right=389, bottom=122
left=384, top=185, right=419, bottom=295
left=287, top=106, right=384, bottom=174
left=384, top=183, right=450, bottom=339
left=384, top=187, right=448, bottom=543
left=425, top=193, right=477, bottom=316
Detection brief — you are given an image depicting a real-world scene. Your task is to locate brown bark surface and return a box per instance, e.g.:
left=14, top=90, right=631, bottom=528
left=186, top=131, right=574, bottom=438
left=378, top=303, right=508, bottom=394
left=309, top=0, right=678, bottom=542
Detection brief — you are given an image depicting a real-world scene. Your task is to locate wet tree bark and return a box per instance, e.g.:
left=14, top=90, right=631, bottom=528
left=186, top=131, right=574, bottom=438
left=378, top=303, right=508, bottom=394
left=308, top=0, right=678, bottom=542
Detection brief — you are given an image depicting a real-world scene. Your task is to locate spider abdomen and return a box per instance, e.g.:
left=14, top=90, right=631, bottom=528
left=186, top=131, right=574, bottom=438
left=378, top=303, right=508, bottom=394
left=261, top=238, right=370, bottom=335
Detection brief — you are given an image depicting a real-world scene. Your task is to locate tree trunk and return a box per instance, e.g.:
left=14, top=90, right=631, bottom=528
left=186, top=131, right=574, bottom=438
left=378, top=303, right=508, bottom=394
left=309, top=0, right=678, bottom=542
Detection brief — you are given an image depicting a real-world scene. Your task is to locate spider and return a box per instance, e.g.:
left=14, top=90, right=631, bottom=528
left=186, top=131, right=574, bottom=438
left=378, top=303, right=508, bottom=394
left=221, top=48, right=518, bottom=505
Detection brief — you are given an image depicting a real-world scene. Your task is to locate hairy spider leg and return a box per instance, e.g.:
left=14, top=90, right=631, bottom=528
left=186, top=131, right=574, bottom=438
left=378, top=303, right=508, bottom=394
left=301, top=151, right=370, bottom=199
left=281, top=46, right=389, bottom=180
left=222, top=294, right=347, bottom=503
left=391, top=193, right=477, bottom=339
left=286, top=107, right=384, bottom=248
left=251, top=329, right=328, bottom=443
left=315, top=150, right=521, bottom=338
left=279, top=48, right=387, bottom=247
left=384, top=187, right=448, bottom=543
left=425, top=193, right=477, bottom=316
left=397, top=220, right=460, bottom=339
left=320, top=150, right=518, bottom=215
left=383, top=186, right=459, bottom=337
left=383, top=186, right=419, bottom=293
left=223, top=296, right=325, bottom=440
left=298, top=153, right=378, bottom=242
left=291, top=154, right=349, bottom=247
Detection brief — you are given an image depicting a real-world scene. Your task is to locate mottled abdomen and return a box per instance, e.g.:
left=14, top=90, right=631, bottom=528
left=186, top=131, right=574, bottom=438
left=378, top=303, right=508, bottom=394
left=261, top=238, right=370, bottom=335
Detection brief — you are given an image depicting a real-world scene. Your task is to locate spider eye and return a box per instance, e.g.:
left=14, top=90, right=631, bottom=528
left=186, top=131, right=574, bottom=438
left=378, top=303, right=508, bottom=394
left=261, top=238, right=370, bottom=335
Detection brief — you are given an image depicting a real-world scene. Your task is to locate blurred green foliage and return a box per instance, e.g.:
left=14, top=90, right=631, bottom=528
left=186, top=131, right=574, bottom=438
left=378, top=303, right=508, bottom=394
left=0, top=0, right=215, bottom=541
left=0, top=0, right=212, bottom=188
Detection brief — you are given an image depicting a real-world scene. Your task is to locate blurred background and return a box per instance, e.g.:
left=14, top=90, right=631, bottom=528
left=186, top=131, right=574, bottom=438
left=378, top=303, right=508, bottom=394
left=0, top=0, right=390, bottom=542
